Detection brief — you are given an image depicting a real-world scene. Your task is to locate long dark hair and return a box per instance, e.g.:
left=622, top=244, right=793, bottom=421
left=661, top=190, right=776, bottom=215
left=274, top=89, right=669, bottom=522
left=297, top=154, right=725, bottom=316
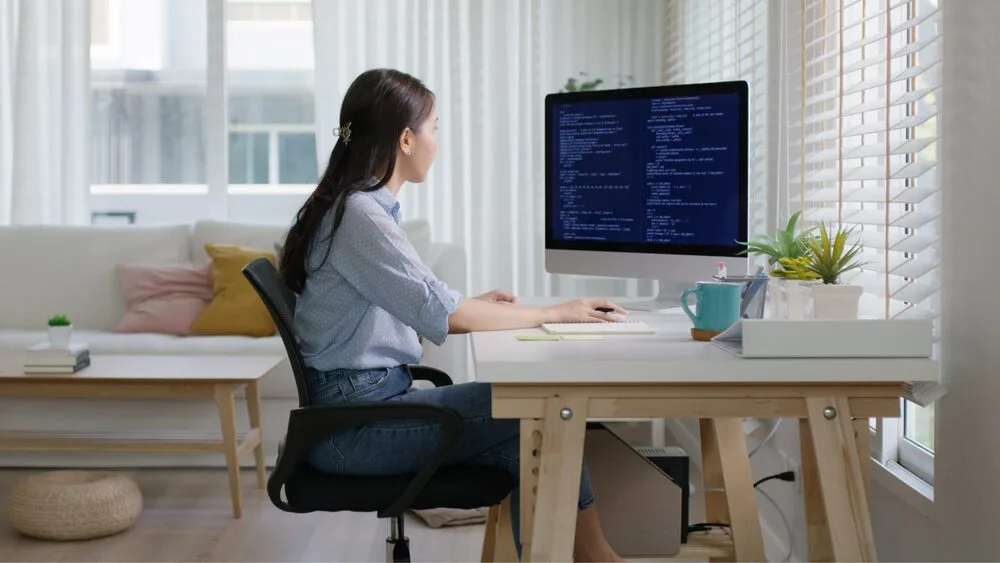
left=279, top=69, right=436, bottom=293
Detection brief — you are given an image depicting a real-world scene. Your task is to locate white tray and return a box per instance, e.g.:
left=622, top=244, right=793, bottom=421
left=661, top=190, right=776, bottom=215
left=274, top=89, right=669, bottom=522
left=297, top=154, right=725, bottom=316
left=711, top=319, right=934, bottom=358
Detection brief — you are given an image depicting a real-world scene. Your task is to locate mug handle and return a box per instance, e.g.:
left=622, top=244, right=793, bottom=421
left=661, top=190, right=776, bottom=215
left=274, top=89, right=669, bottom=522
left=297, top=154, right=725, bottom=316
left=680, top=287, right=699, bottom=325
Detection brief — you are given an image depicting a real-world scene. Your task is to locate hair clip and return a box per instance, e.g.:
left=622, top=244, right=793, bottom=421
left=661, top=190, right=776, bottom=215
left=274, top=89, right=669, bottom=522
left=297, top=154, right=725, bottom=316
left=333, top=121, right=352, bottom=145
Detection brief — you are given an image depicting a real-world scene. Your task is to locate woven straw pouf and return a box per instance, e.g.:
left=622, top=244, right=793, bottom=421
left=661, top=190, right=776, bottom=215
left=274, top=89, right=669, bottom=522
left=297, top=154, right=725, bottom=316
left=3, top=470, right=143, bottom=541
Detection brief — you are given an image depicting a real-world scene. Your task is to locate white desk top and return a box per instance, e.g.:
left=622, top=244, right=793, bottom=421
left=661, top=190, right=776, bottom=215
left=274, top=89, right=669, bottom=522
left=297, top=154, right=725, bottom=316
left=470, top=307, right=939, bottom=384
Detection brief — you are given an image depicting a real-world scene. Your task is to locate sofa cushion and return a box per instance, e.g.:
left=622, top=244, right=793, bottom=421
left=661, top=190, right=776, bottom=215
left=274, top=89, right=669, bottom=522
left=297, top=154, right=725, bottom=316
left=0, top=225, right=192, bottom=331
left=0, top=330, right=297, bottom=398
left=115, top=262, right=213, bottom=336
left=192, top=220, right=289, bottom=264
left=190, top=244, right=277, bottom=337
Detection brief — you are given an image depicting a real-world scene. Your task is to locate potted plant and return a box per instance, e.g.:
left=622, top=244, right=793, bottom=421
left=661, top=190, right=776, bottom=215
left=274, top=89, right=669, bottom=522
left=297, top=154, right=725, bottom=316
left=738, top=211, right=818, bottom=319
left=560, top=72, right=635, bottom=93
left=738, top=211, right=815, bottom=268
left=802, top=222, right=866, bottom=319
left=47, top=314, right=73, bottom=349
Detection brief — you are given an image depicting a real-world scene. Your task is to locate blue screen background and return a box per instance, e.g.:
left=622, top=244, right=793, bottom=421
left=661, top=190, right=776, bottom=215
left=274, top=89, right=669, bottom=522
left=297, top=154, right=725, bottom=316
left=549, top=92, right=742, bottom=247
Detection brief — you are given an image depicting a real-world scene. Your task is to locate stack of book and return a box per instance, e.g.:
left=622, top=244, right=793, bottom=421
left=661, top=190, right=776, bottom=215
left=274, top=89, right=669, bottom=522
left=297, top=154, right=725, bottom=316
left=23, top=342, right=91, bottom=373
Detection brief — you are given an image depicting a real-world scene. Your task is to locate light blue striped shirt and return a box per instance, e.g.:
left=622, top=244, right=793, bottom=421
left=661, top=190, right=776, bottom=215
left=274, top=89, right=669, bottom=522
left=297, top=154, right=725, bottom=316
left=294, top=187, right=463, bottom=372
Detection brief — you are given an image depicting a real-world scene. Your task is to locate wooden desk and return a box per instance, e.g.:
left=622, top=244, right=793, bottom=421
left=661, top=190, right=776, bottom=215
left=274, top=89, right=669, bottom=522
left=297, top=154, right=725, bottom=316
left=471, top=308, right=938, bottom=562
left=0, top=354, right=282, bottom=518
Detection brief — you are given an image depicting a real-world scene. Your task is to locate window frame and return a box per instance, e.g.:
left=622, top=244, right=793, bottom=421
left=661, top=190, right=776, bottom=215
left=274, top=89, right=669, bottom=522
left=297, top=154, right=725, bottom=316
left=89, top=0, right=122, bottom=61
left=870, top=403, right=934, bottom=485
left=86, top=0, right=318, bottom=213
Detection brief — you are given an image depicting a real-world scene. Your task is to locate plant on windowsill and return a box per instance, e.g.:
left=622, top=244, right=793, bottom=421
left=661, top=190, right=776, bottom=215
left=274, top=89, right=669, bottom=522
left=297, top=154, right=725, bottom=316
left=47, top=314, right=73, bottom=349
left=802, top=222, right=866, bottom=319
left=560, top=72, right=635, bottom=93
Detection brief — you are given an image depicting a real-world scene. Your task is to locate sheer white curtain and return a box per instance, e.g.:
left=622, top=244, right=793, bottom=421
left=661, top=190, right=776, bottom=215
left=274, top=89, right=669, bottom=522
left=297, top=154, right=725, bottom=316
left=311, top=0, right=663, bottom=297
left=0, top=0, right=90, bottom=226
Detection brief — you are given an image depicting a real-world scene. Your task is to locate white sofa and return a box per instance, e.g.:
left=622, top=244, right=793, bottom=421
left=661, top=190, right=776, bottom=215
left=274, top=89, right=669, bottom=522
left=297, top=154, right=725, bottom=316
left=0, top=219, right=469, bottom=467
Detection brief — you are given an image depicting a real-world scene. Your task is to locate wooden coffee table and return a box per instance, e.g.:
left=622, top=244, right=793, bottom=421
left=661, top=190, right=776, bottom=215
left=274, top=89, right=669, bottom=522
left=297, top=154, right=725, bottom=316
left=0, top=354, right=282, bottom=518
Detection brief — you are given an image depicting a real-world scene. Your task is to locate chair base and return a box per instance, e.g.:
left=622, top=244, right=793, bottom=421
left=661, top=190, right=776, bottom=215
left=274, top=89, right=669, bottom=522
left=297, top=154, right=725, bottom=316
left=386, top=516, right=410, bottom=563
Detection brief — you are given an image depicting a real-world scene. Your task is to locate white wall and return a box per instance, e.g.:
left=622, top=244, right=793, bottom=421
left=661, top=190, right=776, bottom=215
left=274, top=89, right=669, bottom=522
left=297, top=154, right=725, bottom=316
left=933, top=0, right=1000, bottom=559
left=667, top=2, right=1000, bottom=560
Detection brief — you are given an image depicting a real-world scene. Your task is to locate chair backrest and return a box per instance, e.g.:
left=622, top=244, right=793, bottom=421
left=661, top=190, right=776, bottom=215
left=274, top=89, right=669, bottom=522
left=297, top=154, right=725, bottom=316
left=242, top=257, right=312, bottom=407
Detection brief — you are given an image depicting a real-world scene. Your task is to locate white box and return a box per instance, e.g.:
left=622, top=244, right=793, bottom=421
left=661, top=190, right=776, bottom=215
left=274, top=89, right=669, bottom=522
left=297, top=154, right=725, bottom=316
left=712, top=319, right=934, bottom=358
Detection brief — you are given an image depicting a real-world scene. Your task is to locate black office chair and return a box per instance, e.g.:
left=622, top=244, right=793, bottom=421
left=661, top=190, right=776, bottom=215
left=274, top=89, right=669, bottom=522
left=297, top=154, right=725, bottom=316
left=241, top=257, right=515, bottom=562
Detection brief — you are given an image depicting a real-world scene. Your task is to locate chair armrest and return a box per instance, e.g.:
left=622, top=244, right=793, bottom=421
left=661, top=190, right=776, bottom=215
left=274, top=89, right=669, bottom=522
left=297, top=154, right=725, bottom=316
left=408, top=364, right=453, bottom=387
left=269, top=401, right=462, bottom=518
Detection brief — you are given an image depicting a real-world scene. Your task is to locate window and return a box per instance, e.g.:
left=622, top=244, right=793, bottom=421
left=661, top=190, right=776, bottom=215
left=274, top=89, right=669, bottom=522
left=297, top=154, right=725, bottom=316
left=228, top=94, right=317, bottom=191
left=90, top=0, right=207, bottom=195
left=780, top=0, right=941, bottom=484
left=88, top=0, right=318, bottom=218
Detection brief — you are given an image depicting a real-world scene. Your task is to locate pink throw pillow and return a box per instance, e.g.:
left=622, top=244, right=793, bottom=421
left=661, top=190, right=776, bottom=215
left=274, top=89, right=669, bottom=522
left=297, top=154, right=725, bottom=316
left=116, top=262, right=214, bottom=335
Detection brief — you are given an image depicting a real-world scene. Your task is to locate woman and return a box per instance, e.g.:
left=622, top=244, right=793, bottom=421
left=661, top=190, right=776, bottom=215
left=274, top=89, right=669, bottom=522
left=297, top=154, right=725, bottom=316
left=280, top=68, right=626, bottom=562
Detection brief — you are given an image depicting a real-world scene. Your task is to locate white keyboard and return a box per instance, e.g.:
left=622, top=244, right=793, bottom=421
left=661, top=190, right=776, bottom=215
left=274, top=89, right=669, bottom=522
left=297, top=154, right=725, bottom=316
left=541, top=321, right=656, bottom=335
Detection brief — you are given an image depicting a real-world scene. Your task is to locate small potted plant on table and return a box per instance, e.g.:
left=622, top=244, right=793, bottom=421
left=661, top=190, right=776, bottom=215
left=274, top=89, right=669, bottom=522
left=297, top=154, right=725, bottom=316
left=47, top=314, right=73, bottom=349
left=801, top=222, right=865, bottom=319
left=738, top=211, right=819, bottom=319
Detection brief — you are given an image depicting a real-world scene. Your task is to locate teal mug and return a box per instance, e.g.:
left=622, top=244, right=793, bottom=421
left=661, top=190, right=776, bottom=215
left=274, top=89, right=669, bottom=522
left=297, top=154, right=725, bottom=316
left=680, top=281, right=742, bottom=333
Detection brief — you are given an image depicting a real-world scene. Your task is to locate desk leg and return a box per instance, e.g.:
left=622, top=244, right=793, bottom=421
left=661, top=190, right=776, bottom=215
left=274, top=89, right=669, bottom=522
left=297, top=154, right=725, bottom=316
left=800, top=418, right=834, bottom=561
left=245, top=380, right=267, bottom=489
left=529, top=396, right=588, bottom=563
left=495, top=496, right=519, bottom=562
left=519, top=418, right=542, bottom=561
left=853, top=417, right=872, bottom=500
left=214, top=384, right=242, bottom=519
left=805, top=397, right=877, bottom=561
left=702, top=418, right=766, bottom=562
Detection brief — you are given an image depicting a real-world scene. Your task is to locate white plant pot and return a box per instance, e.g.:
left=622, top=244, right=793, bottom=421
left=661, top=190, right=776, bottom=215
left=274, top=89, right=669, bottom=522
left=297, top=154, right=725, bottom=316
left=47, top=324, right=73, bottom=349
left=767, top=278, right=815, bottom=320
left=809, top=284, right=863, bottom=319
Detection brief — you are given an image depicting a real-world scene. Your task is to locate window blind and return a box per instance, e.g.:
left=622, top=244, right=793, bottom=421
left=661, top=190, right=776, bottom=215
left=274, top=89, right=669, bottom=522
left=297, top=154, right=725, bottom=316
left=782, top=0, right=941, bottom=322
left=662, top=0, right=770, bottom=239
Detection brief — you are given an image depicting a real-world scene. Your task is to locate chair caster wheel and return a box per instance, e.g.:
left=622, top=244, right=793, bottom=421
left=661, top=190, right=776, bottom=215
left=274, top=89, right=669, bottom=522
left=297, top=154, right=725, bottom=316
left=386, top=536, right=410, bottom=562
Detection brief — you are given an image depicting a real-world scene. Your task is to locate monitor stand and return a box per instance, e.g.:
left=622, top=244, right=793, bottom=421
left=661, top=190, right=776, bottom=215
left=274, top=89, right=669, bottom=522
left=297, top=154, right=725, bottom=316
left=622, top=280, right=690, bottom=312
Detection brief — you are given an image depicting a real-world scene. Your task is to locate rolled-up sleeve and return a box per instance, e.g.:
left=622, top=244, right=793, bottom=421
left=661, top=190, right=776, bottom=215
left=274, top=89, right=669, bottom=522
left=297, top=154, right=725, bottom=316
left=331, top=197, right=462, bottom=345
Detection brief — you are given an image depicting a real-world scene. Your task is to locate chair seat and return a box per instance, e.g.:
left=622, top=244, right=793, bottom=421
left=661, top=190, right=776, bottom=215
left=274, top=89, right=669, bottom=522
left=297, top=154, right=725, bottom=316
left=284, top=463, right=515, bottom=514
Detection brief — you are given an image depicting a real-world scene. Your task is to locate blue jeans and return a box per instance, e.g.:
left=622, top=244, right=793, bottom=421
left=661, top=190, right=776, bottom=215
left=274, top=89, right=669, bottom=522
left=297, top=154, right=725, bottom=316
left=303, top=365, right=595, bottom=547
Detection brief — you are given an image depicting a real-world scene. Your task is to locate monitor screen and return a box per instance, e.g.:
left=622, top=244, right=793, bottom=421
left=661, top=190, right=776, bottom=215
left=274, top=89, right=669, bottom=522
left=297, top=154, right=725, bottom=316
left=545, top=81, right=748, bottom=257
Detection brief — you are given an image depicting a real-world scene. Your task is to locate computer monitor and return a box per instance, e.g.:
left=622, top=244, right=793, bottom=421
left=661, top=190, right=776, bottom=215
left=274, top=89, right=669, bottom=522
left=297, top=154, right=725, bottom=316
left=544, top=80, right=750, bottom=311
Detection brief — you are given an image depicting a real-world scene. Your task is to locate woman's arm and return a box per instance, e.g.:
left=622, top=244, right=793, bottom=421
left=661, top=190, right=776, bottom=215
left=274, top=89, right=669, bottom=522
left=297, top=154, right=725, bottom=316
left=448, top=297, right=626, bottom=333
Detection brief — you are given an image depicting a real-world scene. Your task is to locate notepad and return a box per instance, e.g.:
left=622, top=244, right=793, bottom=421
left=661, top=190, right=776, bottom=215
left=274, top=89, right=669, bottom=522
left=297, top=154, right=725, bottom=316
left=540, top=321, right=655, bottom=335
left=515, top=334, right=608, bottom=341
left=516, top=334, right=561, bottom=341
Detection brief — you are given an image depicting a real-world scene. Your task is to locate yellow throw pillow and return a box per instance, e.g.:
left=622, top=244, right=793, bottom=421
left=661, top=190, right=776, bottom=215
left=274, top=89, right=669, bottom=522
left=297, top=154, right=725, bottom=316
left=190, top=243, right=276, bottom=337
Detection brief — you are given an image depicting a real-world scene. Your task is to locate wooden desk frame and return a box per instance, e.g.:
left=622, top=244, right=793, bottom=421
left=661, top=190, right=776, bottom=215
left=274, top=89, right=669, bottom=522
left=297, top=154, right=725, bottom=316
left=0, top=379, right=267, bottom=519
left=490, top=382, right=895, bottom=562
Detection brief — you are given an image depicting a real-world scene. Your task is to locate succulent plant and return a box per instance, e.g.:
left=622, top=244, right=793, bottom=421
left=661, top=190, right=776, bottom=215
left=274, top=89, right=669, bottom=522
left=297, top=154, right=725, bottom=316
left=804, top=222, right=865, bottom=284
left=47, top=314, right=71, bottom=327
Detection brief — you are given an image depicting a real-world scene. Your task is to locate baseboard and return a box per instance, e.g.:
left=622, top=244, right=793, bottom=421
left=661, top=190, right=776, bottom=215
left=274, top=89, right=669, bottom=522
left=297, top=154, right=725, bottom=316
left=0, top=397, right=295, bottom=468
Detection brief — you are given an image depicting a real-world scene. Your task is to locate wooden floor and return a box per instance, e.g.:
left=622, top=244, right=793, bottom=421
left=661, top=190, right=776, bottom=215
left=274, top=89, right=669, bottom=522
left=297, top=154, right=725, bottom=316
left=0, top=424, right=706, bottom=562
left=0, top=469, right=488, bottom=562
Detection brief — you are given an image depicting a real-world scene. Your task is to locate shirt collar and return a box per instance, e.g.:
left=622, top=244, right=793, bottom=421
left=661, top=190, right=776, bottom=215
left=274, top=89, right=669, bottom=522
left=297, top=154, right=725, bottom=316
left=370, top=185, right=401, bottom=223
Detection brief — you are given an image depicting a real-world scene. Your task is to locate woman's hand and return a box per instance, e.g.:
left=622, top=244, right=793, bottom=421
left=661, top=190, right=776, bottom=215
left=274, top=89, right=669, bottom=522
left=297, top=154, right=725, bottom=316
left=546, top=299, right=628, bottom=323
left=476, top=289, right=518, bottom=305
